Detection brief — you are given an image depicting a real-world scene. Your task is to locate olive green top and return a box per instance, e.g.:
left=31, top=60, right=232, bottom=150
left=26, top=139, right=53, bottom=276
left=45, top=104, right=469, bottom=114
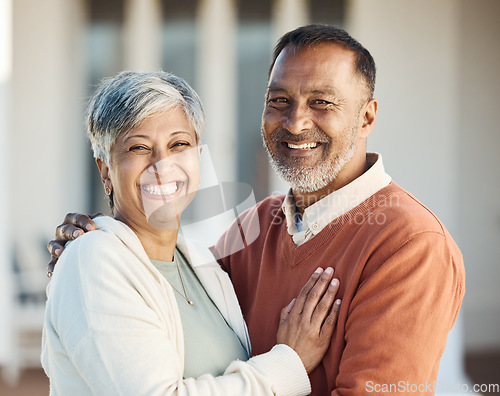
left=151, top=249, right=249, bottom=378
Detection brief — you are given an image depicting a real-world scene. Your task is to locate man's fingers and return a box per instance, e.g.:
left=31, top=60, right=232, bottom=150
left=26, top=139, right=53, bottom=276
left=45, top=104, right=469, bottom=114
left=47, top=256, right=57, bottom=278
left=55, top=224, right=84, bottom=240
left=47, top=240, right=65, bottom=258
left=56, top=213, right=95, bottom=239
left=47, top=213, right=96, bottom=279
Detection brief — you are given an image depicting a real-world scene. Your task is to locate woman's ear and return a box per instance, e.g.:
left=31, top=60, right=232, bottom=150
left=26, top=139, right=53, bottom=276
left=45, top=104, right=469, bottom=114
left=360, top=98, right=378, bottom=138
left=96, top=158, right=112, bottom=190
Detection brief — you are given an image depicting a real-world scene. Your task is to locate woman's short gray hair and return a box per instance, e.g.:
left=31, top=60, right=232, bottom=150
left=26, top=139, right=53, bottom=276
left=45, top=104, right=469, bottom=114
left=86, top=70, right=205, bottom=165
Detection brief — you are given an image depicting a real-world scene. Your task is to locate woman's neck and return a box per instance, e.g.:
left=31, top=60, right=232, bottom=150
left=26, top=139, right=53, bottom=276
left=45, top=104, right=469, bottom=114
left=137, top=227, right=179, bottom=262
left=115, top=215, right=180, bottom=262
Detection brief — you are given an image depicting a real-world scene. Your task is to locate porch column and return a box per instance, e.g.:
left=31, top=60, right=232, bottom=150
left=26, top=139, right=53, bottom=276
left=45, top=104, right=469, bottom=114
left=195, top=0, right=237, bottom=182
left=123, top=0, right=162, bottom=71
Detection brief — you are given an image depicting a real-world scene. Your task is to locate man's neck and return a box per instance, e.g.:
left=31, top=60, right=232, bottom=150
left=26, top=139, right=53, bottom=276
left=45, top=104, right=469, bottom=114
left=292, top=155, right=369, bottom=215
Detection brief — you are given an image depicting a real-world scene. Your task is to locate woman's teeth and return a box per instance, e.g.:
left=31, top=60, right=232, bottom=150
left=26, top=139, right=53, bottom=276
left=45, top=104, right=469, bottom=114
left=287, top=142, right=318, bottom=150
left=142, top=182, right=178, bottom=195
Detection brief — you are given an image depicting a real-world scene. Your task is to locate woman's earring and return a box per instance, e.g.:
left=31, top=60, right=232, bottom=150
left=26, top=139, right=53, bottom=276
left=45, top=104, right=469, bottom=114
left=105, top=186, right=112, bottom=196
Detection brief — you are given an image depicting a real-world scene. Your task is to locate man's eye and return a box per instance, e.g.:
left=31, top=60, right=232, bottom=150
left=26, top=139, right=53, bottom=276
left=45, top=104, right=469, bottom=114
left=268, top=97, right=289, bottom=108
left=311, top=99, right=335, bottom=109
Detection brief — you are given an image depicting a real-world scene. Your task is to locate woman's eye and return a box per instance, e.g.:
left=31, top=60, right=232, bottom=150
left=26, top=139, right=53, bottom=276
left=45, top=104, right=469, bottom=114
left=171, top=141, right=190, bottom=148
left=129, top=145, right=149, bottom=152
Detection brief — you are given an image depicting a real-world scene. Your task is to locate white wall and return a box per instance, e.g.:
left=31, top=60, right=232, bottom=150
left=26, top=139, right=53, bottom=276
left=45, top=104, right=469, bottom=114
left=456, top=0, right=500, bottom=351
left=0, top=0, right=13, bottom=366
left=347, top=0, right=500, bottom=353
left=345, top=0, right=468, bottom=387
left=0, top=0, right=89, bottom=371
left=347, top=0, right=460, bottom=228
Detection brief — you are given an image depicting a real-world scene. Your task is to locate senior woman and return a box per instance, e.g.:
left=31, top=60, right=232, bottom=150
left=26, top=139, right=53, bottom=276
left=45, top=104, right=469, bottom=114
left=42, top=71, right=341, bottom=395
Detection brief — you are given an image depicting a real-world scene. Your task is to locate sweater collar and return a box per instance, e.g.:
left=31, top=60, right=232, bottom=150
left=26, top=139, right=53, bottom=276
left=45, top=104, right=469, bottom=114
left=282, top=153, right=392, bottom=245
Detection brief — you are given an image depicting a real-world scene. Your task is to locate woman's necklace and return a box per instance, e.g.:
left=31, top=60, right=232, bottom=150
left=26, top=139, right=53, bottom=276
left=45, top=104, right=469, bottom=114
left=169, top=255, right=195, bottom=306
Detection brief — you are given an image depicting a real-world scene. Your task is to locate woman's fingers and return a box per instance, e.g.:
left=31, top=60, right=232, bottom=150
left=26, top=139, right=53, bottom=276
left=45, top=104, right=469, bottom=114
left=292, top=267, right=325, bottom=313
left=320, top=298, right=341, bottom=339
left=297, top=267, right=335, bottom=319
left=280, top=298, right=297, bottom=322
left=309, top=277, right=340, bottom=328
left=276, top=267, right=341, bottom=374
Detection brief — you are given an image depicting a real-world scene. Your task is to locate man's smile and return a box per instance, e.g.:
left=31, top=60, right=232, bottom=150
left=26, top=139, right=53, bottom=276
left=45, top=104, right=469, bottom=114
left=285, top=142, right=318, bottom=150
left=279, top=141, right=324, bottom=158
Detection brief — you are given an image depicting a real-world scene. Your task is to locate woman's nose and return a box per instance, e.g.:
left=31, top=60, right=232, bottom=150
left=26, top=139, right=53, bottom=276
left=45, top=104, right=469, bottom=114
left=147, top=154, right=176, bottom=175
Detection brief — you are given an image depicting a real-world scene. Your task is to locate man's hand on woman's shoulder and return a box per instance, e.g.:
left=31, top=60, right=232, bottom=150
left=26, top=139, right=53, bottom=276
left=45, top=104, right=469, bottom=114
left=47, top=213, right=100, bottom=277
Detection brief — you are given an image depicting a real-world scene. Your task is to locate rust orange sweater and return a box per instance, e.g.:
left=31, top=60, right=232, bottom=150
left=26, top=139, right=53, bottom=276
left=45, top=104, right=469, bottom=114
left=214, top=182, right=465, bottom=395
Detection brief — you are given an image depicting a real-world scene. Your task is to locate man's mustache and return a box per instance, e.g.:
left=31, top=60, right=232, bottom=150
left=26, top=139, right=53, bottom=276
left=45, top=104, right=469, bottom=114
left=269, top=127, right=330, bottom=144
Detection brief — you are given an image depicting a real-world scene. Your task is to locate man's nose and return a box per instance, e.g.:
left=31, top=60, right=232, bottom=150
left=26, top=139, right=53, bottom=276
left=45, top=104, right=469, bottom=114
left=282, top=103, right=314, bottom=135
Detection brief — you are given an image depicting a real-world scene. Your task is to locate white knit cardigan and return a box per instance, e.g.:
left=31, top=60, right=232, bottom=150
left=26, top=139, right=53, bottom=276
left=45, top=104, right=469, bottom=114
left=42, top=216, right=310, bottom=396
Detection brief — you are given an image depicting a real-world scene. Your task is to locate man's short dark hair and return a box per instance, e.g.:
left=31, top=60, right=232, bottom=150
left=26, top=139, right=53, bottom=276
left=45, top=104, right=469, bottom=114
left=269, top=24, right=376, bottom=99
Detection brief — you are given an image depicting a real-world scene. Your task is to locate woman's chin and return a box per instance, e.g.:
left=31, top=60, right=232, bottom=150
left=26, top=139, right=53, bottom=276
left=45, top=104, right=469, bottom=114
left=143, top=192, right=196, bottom=230
left=145, top=206, right=181, bottom=230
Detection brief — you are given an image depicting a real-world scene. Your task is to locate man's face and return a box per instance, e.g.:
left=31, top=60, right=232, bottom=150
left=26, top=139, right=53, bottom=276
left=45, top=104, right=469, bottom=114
left=262, top=43, right=368, bottom=193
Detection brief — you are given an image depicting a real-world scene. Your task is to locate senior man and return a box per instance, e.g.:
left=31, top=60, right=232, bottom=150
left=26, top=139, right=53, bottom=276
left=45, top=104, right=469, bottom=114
left=49, top=25, right=464, bottom=395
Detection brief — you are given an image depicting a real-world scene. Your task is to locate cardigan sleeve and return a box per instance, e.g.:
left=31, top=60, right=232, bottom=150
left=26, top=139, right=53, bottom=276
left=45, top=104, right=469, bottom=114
left=331, top=231, right=465, bottom=396
left=44, top=231, right=310, bottom=396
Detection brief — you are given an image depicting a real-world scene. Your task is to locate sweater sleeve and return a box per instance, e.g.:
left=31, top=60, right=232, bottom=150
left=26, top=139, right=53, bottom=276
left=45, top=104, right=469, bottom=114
left=44, top=231, right=310, bottom=396
left=331, top=231, right=465, bottom=396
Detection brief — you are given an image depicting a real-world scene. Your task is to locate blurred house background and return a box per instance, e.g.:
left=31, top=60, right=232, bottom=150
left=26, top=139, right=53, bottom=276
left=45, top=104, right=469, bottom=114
left=0, top=0, right=499, bottom=394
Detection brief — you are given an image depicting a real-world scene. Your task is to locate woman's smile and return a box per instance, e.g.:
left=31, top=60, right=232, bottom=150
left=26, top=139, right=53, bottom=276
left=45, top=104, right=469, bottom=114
left=140, top=181, right=185, bottom=200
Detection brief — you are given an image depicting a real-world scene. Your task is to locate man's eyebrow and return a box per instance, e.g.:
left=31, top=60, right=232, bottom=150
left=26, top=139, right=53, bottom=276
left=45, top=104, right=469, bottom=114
left=266, top=85, right=288, bottom=93
left=310, top=89, right=339, bottom=97
left=266, top=86, right=340, bottom=97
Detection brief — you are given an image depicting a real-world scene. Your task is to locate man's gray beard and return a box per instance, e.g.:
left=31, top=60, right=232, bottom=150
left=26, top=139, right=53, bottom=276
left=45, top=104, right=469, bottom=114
left=263, top=127, right=358, bottom=193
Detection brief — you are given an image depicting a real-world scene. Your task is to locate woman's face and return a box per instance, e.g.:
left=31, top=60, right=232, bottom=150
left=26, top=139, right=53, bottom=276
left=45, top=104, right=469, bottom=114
left=98, top=106, right=200, bottom=231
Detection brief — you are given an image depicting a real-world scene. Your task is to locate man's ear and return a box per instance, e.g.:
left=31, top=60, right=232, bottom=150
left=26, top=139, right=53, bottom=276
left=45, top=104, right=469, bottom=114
left=360, top=98, right=378, bottom=138
left=96, top=158, right=112, bottom=190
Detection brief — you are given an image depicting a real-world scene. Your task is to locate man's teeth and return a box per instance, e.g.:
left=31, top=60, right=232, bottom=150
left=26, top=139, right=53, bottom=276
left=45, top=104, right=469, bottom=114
left=143, top=182, right=178, bottom=195
left=287, top=142, right=318, bottom=150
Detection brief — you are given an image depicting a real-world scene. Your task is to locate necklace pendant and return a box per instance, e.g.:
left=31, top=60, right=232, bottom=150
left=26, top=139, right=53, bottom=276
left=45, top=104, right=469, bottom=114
left=187, top=299, right=195, bottom=306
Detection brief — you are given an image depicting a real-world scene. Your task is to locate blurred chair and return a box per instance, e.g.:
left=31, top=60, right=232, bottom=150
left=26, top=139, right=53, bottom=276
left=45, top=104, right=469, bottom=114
left=1, top=239, right=48, bottom=386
